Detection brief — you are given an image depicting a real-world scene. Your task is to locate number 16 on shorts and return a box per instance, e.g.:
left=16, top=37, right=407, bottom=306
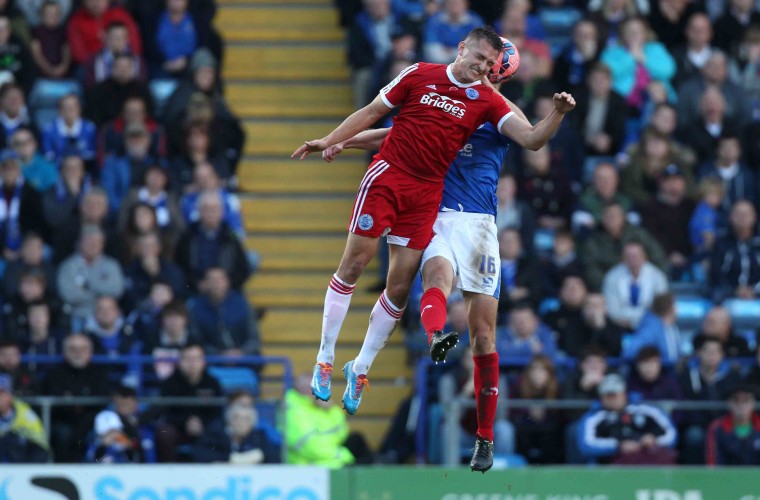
left=479, top=255, right=496, bottom=275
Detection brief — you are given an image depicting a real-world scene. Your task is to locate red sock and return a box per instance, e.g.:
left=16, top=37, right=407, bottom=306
left=473, top=352, right=499, bottom=442
left=420, top=287, right=447, bottom=343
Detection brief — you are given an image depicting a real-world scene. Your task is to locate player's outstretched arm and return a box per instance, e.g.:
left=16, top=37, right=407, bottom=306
left=499, top=92, right=575, bottom=151
left=322, top=128, right=391, bottom=163
left=291, top=95, right=391, bottom=160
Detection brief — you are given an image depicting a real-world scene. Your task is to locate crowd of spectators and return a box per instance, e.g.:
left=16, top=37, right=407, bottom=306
left=0, top=0, right=269, bottom=463
left=341, top=0, right=760, bottom=466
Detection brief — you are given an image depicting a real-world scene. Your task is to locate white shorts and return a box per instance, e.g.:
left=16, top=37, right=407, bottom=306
left=420, top=211, right=501, bottom=298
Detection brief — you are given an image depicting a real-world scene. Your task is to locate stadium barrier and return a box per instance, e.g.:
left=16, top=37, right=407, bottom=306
left=2, top=465, right=760, bottom=499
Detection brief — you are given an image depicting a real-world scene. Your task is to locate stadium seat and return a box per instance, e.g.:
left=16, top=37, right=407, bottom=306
left=538, top=297, right=560, bottom=316
left=207, top=366, right=259, bottom=396
left=28, top=79, right=82, bottom=129
left=723, top=299, right=760, bottom=330
left=674, top=296, right=712, bottom=330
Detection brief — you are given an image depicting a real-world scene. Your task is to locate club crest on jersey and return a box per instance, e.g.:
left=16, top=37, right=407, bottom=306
left=358, top=214, right=374, bottom=230
left=465, top=88, right=479, bottom=100
left=419, top=92, right=466, bottom=118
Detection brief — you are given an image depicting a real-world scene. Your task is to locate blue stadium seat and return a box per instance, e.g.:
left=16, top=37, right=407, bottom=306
left=723, top=299, right=760, bottom=330
left=674, top=296, right=712, bottom=330
left=207, top=366, right=259, bottom=396
left=149, top=79, right=179, bottom=119
left=28, top=79, right=82, bottom=129
left=538, top=297, right=560, bottom=316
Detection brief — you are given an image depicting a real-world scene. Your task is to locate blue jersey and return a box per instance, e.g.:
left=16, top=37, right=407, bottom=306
left=439, top=122, right=511, bottom=216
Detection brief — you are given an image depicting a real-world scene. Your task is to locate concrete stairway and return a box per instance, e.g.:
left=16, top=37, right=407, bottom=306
left=216, top=0, right=411, bottom=451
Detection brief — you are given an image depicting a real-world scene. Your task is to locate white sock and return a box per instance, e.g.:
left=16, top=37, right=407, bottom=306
left=317, top=274, right=355, bottom=364
left=354, top=291, right=404, bottom=375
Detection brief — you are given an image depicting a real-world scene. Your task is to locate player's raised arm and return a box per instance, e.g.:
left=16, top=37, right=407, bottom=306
left=322, top=128, right=391, bottom=162
left=291, top=95, right=391, bottom=160
left=499, top=92, right=575, bottom=151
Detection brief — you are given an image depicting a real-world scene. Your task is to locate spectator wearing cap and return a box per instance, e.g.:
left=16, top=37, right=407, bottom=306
left=603, top=240, right=669, bottom=330
left=576, top=373, right=677, bottom=465
left=0, top=373, right=50, bottom=463
left=671, top=13, right=718, bottom=88
left=66, top=0, right=142, bottom=66
left=623, top=293, right=682, bottom=366
left=574, top=62, right=627, bottom=158
left=28, top=1, right=71, bottom=80
left=677, top=51, right=750, bottom=130
left=108, top=385, right=156, bottom=463
left=0, top=340, right=37, bottom=396
left=679, top=336, right=742, bottom=463
left=581, top=203, right=667, bottom=291
left=42, top=333, right=111, bottom=462
left=57, top=224, right=125, bottom=322
left=706, top=385, right=760, bottom=465
left=423, top=0, right=484, bottom=64
left=175, top=190, right=251, bottom=291
left=85, top=53, right=153, bottom=127
left=86, top=409, right=140, bottom=463
left=11, top=127, right=57, bottom=193
left=710, top=201, right=760, bottom=302
left=188, top=267, right=260, bottom=356
left=693, top=306, right=753, bottom=358
left=698, top=133, right=756, bottom=214
left=101, top=122, right=160, bottom=214
left=626, top=346, right=682, bottom=401
left=573, top=163, right=633, bottom=233
left=41, top=94, right=97, bottom=165
left=82, top=20, right=146, bottom=89
left=543, top=275, right=589, bottom=357
left=498, top=303, right=558, bottom=360
left=639, top=164, right=697, bottom=278
left=154, top=0, right=197, bottom=78
left=164, top=48, right=220, bottom=127
left=347, top=0, right=397, bottom=108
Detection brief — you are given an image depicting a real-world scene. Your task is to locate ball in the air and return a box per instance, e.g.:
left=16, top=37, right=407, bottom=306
left=488, top=37, right=520, bottom=83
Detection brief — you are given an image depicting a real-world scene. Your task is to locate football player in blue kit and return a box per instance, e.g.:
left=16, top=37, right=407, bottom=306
left=320, top=40, right=559, bottom=472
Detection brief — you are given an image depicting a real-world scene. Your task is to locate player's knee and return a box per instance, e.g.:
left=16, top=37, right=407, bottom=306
left=384, top=282, right=411, bottom=308
left=337, top=259, right=368, bottom=283
left=470, top=323, right=496, bottom=354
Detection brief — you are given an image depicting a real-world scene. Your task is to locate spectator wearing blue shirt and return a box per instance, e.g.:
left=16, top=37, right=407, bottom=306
left=689, top=177, right=724, bottom=258
left=156, top=0, right=197, bottom=77
left=623, top=293, right=682, bottom=366
left=498, top=304, right=558, bottom=360
left=41, top=94, right=97, bottom=164
left=188, top=267, right=260, bottom=356
left=180, top=162, right=244, bottom=239
left=423, top=0, right=484, bottom=64
left=11, top=128, right=57, bottom=193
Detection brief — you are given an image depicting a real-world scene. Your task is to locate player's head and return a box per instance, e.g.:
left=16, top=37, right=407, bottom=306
left=454, top=26, right=503, bottom=83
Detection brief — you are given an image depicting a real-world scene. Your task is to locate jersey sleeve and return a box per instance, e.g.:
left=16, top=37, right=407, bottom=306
left=380, top=63, right=420, bottom=108
left=487, top=91, right=515, bottom=133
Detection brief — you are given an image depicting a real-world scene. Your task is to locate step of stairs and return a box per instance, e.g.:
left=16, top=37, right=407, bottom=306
left=220, top=0, right=332, bottom=5
left=243, top=120, right=349, bottom=156
left=223, top=45, right=348, bottom=81
left=238, top=158, right=364, bottom=194
left=260, top=309, right=405, bottom=345
left=215, top=6, right=342, bottom=43
left=226, top=83, right=354, bottom=119
left=245, top=235, right=380, bottom=272
left=242, top=196, right=353, bottom=233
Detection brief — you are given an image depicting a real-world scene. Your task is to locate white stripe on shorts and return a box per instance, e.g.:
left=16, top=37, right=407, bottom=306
left=350, top=160, right=390, bottom=232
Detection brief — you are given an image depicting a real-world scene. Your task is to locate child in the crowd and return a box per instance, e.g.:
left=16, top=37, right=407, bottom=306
left=689, top=178, right=725, bottom=257
left=86, top=410, right=140, bottom=463
left=29, top=1, right=70, bottom=79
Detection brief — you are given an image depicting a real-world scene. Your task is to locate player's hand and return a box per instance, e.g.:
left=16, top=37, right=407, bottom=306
left=322, top=143, right=345, bottom=163
left=291, top=139, right=328, bottom=160
left=553, top=92, right=576, bottom=113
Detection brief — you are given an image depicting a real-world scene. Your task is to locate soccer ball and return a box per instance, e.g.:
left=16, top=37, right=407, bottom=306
left=488, top=37, right=520, bottom=83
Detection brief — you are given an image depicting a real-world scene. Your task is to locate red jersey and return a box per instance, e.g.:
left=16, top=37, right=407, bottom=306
left=378, top=62, right=513, bottom=183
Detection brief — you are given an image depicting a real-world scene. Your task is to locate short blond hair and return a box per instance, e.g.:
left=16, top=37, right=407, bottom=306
left=697, top=177, right=724, bottom=200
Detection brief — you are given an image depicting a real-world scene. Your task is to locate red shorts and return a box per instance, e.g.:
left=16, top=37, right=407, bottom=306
left=348, top=157, right=442, bottom=250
